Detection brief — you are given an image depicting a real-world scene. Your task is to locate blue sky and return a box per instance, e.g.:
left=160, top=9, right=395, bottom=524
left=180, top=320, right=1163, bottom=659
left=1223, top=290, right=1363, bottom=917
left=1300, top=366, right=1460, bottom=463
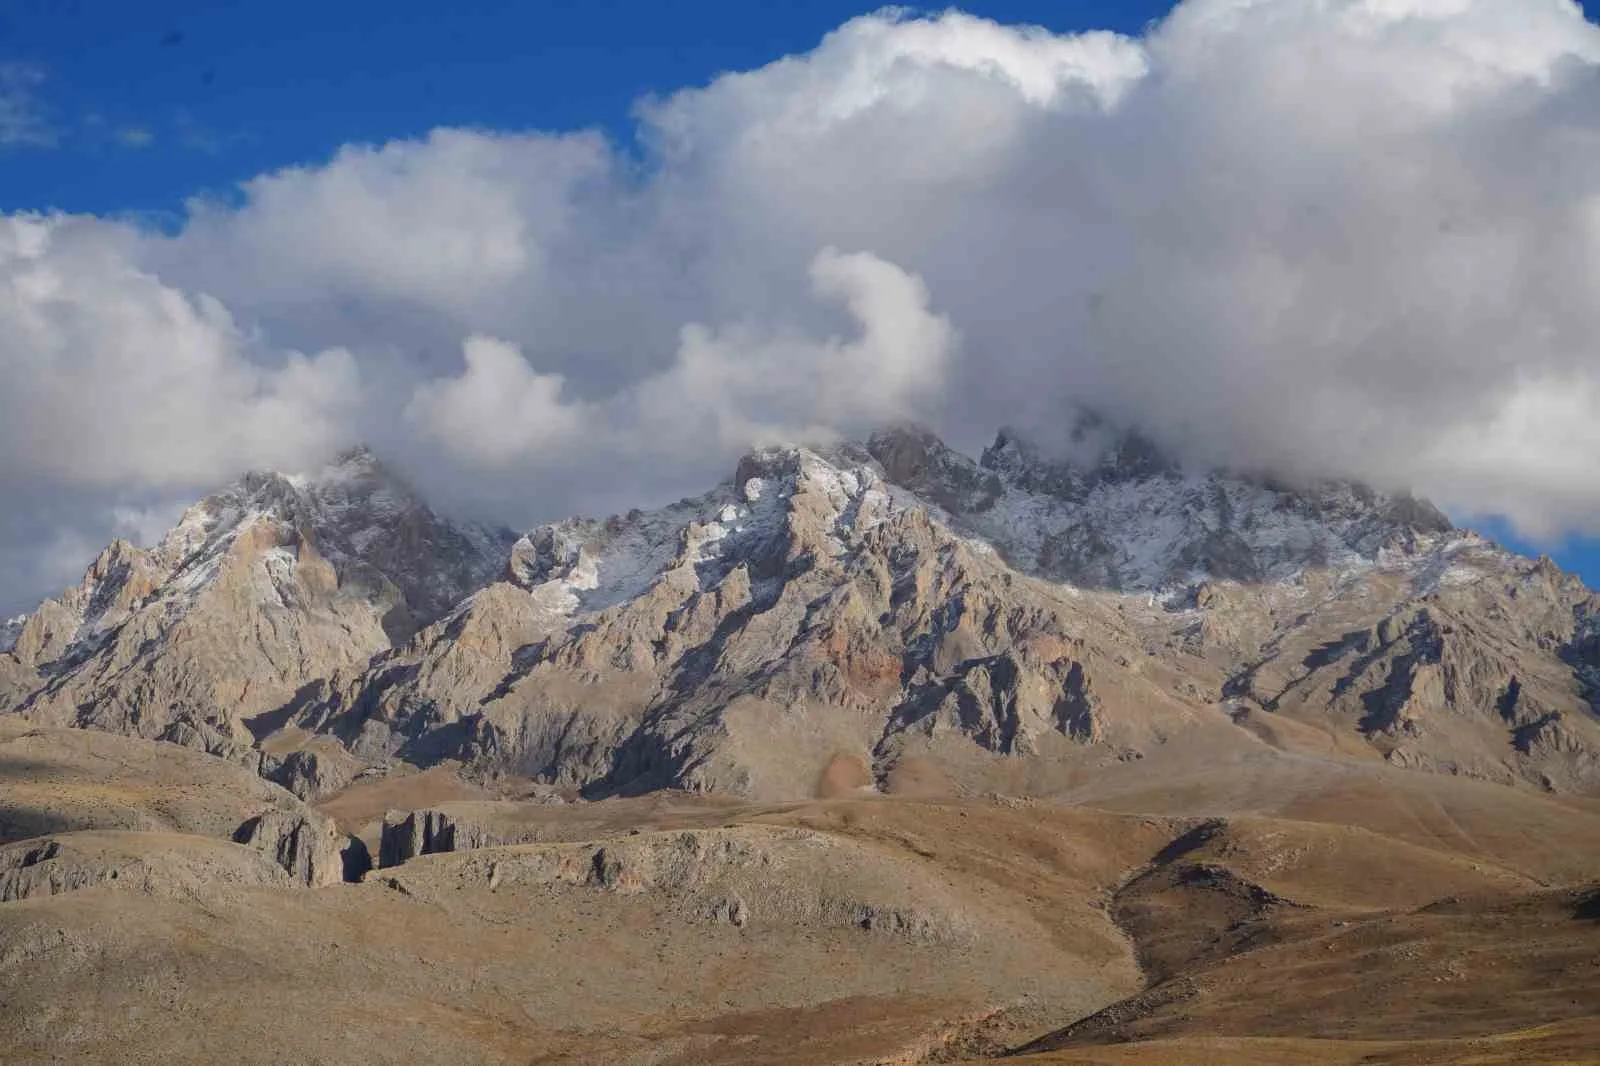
left=0, top=0, right=1596, bottom=590
left=0, top=0, right=1171, bottom=215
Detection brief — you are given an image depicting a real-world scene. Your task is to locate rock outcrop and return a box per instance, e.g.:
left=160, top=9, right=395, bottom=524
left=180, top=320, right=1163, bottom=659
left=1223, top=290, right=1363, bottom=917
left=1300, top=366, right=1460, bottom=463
left=375, top=796, right=570, bottom=867
left=378, top=807, right=500, bottom=867
left=233, top=810, right=371, bottom=886
left=380, top=827, right=980, bottom=943
left=0, top=831, right=292, bottom=902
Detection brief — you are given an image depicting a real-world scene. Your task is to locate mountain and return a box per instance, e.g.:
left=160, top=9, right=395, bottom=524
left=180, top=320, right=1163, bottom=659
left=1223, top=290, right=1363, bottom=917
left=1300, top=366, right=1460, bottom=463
left=851, top=418, right=1450, bottom=595
left=3, top=421, right=1599, bottom=1066
left=0, top=447, right=513, bottom=781
left=3, top=422, right=1597, bottom=804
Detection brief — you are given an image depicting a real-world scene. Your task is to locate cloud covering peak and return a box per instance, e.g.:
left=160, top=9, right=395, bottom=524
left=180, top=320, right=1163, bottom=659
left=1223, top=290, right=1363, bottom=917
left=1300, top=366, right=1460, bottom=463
left=3, top=0, right=1600, bottom=610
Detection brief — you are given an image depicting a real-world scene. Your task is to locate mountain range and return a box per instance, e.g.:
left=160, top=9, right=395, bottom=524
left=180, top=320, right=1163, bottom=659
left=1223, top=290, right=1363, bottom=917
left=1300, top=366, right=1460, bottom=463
left=3, top=417, right=1596, bottom=804
left=1, top=416, right=1597, bottom=1065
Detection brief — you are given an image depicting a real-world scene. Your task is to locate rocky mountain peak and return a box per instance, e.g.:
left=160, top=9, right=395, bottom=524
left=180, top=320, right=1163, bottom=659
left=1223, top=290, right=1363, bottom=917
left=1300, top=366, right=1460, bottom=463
left=149, top=447, right=406, bottom=568
left=506, top=441, right=900, bottom=623
left=981, top=412, right=1179, bottom=499
left=978, top=412, right=1449, bottom=532
left=865, top=424, right=1002, bottom=516
left=157, top=445, right=515, bottom=640
left=0, top=445, right=515, bottom=762
left=499, top=424, right=1466, bottom=616
left=6, top=422, right=1599, bottom=816
left=273, top=419, right=1600, bottom=803
left=292, top=445, right=421, bottom=520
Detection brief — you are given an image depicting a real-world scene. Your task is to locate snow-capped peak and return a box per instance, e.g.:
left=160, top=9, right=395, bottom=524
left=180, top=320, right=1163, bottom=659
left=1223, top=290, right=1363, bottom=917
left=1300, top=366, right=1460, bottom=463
left=507, top=443, right=903, bottom=619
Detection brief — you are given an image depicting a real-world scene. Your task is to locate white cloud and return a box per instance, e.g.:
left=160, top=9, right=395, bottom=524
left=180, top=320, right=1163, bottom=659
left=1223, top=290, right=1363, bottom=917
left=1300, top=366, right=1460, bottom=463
left=627, top=247, right=956, bottom=452
left=1419, top=376, right=1600, bottom=538
left=407, top=249, right=955, bottom=476
left=406, top=336, right=585, bottom=467
left=160, top=128, right=611, bottom=327
left=6, top=0, right=1600, bottom=611
left=0, top=214, right=359, bottom=490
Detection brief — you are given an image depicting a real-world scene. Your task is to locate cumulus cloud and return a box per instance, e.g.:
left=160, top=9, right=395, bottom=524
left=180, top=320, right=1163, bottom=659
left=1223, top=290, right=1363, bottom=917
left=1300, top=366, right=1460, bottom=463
left=626, top=247, right=956, bottom=453
left=406, top=336, right=585, bottom=466
left=407, top=248, right=954, bottom=476
left=0, top=214, right=359, bottom=490
left=1417, top=376, right=1600, bottom=539
left=5, top=0, right=1600, bottom=611
left=150, top=129, right=628, bottom=373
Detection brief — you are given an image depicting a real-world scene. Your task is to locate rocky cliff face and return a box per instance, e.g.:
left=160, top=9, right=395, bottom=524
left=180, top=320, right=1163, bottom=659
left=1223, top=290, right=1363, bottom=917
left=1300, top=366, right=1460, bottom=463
left=0, top=616, right=23, bottom=655
left=0, top=831, right=295, bottom=902
left=4, top=424, right=1596, bottom=802
left=233, top=810, right=371, bottom=886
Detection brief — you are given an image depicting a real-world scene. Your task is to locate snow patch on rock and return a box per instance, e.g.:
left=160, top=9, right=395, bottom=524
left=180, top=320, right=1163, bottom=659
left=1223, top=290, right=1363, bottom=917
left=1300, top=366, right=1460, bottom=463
left=0, top=615, right=23, bottom=654
left=508, top=446, right=907, bottom=619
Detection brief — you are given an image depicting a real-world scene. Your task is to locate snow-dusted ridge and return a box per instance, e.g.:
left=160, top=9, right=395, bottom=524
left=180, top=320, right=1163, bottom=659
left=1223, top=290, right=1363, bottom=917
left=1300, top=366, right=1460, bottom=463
left=0, top=424, right=1536, bottom=670
left=505, top=446, right=905, bottom=620
left=952, top=428, right=1459, bottom=592
left=298, top=424, right=1600, bottom=803
left=494, top=422, right=1486, bottom=629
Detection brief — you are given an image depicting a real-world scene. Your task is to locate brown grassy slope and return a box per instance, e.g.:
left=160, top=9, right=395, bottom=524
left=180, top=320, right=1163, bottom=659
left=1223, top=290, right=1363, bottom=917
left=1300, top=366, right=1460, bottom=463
left=1053, top=733, right=1600, bottom=884
left=1014, top=886, right=1600, bottom=1059
left=996, top=1020, right=1600, bottom=1066
left=0, top=806, right=1160, bottom=1066
left=1011, top=821, right=1600, bottom=1061
left=2, top=723, right=1598, bottom=1066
